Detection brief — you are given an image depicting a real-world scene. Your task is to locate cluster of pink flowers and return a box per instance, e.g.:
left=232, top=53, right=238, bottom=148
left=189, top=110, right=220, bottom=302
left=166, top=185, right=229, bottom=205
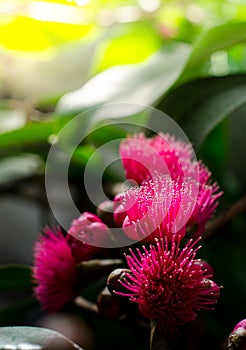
left=33, top=213, right=110, bottom=312
left=116, top=133, right=221, bottom=241
left=33, top=132, right=222, bottom=334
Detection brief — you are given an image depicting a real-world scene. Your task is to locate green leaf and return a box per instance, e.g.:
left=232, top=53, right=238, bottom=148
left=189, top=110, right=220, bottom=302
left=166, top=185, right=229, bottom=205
left=0, top=116, right=71, bottom=149
left=92, top=21, right=162, bottom=74
left=0, top=121, right=53, bottom=149
left=159, top=74, right=246, bottom=147
left=56, top=43, right=191, bottom=116
left=0, top=326, right=84, bottom=349
left=179, top=22, right=246, bottom=82
left=0, top=265, right=33, bottom=292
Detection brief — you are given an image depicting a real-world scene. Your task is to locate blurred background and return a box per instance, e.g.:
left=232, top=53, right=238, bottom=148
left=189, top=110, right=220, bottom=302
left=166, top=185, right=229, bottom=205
left=0, top=0, right=246, bottom=349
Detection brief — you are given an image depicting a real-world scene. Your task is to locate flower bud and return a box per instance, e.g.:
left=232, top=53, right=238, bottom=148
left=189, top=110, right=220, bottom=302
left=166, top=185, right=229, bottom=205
left=67, top=212, right=111, bottom=262
left=225, top=320, right=246, bottom=350
left=234, top=320, right=246, bottom=332
left=96, top=200, right=115, bottom=227
left=194, top=259, right=215, bottom=279
left=107, top=268, right=132, bottom=295
left=97, top=287, right=123, bottom=320
left=200, top=279, right=220, bottom=301
left=113, top=193, right=127, bottom=227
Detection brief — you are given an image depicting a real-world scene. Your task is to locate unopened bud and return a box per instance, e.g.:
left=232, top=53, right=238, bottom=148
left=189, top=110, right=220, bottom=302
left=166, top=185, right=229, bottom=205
left=200, top=279, right=220, bottom=300
left=194, top=259, right=215, bottom=279
left=107, top=268, right=131, bottom=295
left=97, top=287, right=123, bottom=320
left=225, top=320, right=246, bottom=349
left=113, top=193, right=127, bottom=227
left=234, top=320, right=246, bottom=332
left=67, top=212, right=111, bottom=262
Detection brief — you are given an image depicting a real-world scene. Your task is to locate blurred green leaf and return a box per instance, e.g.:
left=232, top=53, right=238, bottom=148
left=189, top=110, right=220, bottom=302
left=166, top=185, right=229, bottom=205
left=57, top=43, right=191, bottom=115
left=72, top=145, right=95, bottom=166
left=92, top=21, right=162, bottom=74
left=0, top=265, right=32, bottom=292
left=0, top=326, right=83, bottom=349
left=0, top=121, right=53, bottom=149
left=0, top=116, right=71, bottom=149
left=179, top=21, right=246, bottom=82
left=0, top=154, right=43, bottom=185
left=159, top=74, right=246, bottom=147
left=198, top=119, right=230, bottom=182
left=0, top=298, right=38, bottom=327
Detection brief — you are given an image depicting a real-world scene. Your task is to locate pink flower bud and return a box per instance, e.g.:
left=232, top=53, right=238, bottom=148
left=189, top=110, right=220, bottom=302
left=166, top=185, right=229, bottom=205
left=194, top=259, right=215, bottom=279
left=97, top=287, right=123, bottom=320
left=67, top=212, right=110, bottom=262
left=199, top=279, right=220, bottom=301
left=234, top=320, right=246, bottom=332
left=227, top=319, right=246, bottom=350
left=113, top=193, right=127, bottom=227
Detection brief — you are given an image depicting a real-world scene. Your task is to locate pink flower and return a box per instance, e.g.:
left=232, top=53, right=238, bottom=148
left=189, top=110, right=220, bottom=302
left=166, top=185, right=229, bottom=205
left=118, top=133, right=222, bottom=236
left=33, top=227, right=78, bottom=313
left=119, top=237, right=220, bottom=334
left=184, top=162, right=222, bottom=236
left=113, top=193, right=127, bottom=227
left=121, top=175, right=196, bottom=243
left=67, top=212, right=111, bottom=262
left=119, top=133, right=192, bottom=185
left=188, top=181, right=222, bottom=237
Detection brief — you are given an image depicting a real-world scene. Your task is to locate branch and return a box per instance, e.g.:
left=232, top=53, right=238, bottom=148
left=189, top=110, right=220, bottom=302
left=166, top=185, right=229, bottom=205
left=204, top=195, right=246, bottom=240
left=74, top=296, right=98, bottom=314
left=150, top=320, right=172, bottom=350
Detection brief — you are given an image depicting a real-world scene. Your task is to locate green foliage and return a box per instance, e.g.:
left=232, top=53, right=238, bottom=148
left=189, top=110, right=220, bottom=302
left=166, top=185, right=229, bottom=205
left=91, top=21, right=163, bottom=73
left=0, top=266, right=37, bottom=328
left=0, top=265, right=33, bottom=292
left=178, top=21, right=246, bottom=82
left=57, top=43, right=190, bottom=115
left=0, top=299, right=39, bottom=327
left=158, top=74, right=246, bottom=146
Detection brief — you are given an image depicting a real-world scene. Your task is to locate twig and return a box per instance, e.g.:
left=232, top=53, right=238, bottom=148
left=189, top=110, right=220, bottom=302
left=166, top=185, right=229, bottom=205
left=204, top=195, right=246, bottom=240
left=74, top=296, right=98, bottom=314
left=150, top=319, right=157, bottom=348
left=150, top=320, right=172, bottom=350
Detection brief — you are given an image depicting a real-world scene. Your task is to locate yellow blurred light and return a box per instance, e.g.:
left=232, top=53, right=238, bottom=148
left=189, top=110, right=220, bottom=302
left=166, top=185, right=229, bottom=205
left=186, top=5, right=205, bottom=24
left=138, top=0, right=160, bottom=13
left=0, top=1, right=91, bottom=24
left=99, top=6, right=141, bottom=26
left=115, top=6, right=141, bottom=23
left=28, top=1, right=88, bottom=24
left=75, top=0, right=90, bottom=5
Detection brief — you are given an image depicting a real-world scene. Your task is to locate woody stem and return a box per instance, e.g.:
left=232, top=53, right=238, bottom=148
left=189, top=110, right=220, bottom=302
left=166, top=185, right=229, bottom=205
left=204, top=195, right=246, bottom=240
